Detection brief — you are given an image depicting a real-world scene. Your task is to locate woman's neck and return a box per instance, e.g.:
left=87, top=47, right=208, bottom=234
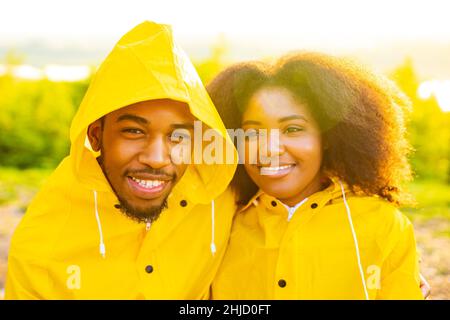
left=279, top=174, right=328, bottom=207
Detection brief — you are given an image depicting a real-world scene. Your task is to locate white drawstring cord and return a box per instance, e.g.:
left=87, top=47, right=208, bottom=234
left=210, top=200, right=216, bottom=256
left=93, top=190, right=106, bottom=259
left=339, top=181, right=369, bottom=300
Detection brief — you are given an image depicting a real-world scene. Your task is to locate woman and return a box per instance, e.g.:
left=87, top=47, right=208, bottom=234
left=207, top=52, right=425, bottom=299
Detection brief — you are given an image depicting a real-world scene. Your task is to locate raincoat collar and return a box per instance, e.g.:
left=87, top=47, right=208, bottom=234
left=239, top=176, right=352, bottom=214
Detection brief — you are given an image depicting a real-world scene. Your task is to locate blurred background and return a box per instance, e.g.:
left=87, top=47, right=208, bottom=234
left=0, top=0, right=449, bottom=299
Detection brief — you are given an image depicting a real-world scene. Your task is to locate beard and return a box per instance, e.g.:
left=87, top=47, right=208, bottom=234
left=97, top=151, right=172, bottom=224
left=114, top=196, right=168, bottom=224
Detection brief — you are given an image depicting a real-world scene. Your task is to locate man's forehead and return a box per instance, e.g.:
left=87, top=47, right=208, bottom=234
left=108, top=99, right=195, bottom=120
left=110, top=99, right=191, bottom=115
left=122, top=98, right=189, bottom=111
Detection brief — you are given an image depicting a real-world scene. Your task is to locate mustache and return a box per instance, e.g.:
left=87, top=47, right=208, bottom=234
left=125, top=168, right=177, bottom=180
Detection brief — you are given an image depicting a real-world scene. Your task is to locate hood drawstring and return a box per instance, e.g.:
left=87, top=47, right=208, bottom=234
left=339, top=181, right=369, bottom=300
left=210, top=200, right=216, bottom=256
left=145, top=219, right=152, bottom=231
left=93, top=190, right=106, bottom=259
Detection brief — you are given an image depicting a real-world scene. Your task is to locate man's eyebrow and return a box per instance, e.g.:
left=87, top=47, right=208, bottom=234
left=242, top=120, right=262, bottom=126
left=116, top=114, right=148, bottom=125
left=172, top=123, right=194, bottom=130
left=278, top=115, right=308, bottom=123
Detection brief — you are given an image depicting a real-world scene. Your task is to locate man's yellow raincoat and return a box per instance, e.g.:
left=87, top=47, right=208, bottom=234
left=212, top=179, right=423, bottom=299
left=5, top=21, right=237, bottom=299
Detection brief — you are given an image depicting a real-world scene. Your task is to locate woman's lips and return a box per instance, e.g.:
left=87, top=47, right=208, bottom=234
left=258, top=164, right=296, bottom=178
left=127, top=176, right=170, bottom=199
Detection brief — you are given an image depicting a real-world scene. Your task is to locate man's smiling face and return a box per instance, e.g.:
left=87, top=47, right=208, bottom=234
left=88, top=99, right=195, bottom=223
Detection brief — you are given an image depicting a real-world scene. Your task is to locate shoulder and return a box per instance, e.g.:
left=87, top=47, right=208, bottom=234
left=346, top=196, right=414, bottom=250
left=9, top=158, right=75, bottom=259
left=346, top=196, right=407, bottom=222
left=216, top=185, right=238, bottom=202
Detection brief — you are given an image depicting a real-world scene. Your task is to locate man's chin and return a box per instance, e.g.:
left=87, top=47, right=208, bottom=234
left=116, top=197, right=168, bottom=224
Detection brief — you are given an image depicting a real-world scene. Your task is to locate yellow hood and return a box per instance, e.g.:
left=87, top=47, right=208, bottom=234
left=69, top=21, right=236, bottom=203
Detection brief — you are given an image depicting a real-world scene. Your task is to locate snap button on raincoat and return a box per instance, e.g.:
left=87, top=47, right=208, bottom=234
left=5, top=21, right=237, bottom=300
left=212, top=179, right=423, bottom=300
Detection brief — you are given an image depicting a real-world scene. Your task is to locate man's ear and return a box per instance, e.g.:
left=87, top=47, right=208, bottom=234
left=87, top=118, right=103, bottom=152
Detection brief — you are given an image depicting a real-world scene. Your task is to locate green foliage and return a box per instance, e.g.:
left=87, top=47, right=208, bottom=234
left=389, top=59, right=450, bottom=183
left=0, top=74, right=90, bottom=168
left=194, top=35, right=229, bottom=84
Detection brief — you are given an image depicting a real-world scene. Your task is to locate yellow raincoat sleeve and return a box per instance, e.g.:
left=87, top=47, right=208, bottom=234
left=377, top=213, right=423, bottom=300
left=4, top=254, right=47, bottom=300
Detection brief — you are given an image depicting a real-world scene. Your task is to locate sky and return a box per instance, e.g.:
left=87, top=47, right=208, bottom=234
left=1, top=0, right=450, bottom=48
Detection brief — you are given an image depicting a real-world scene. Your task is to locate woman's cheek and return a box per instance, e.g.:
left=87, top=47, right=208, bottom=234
left=286, top=135, right=322, bottom=164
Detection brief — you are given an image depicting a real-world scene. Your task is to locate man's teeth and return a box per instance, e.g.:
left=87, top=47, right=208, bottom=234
left=260, top=165, right=293, bottom=175
left=130, top=177, right=165, bottom=188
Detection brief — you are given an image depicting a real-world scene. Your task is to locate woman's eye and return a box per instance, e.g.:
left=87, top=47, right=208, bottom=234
left=284, top=126, right=304, bottom=134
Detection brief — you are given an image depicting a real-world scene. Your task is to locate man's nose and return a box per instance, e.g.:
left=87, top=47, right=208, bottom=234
left=137, top=136, right=171, bottom=169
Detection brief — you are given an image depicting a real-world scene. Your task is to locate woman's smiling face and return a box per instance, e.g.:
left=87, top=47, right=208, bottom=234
left=242, top=86, right=324, bottom=206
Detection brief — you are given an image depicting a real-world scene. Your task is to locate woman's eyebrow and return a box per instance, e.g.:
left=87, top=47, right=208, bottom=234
left=241, top=120, right=262, bottom=126
left=278, top=115, right=308, bottom=123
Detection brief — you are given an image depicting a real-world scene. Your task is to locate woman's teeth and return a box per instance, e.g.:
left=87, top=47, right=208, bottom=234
left=260, top=164, right=294, bottom=175
left=130, top=177, right=165, bottom=188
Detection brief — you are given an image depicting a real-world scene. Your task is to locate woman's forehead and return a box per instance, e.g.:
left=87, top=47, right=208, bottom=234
left=242, top=87, right=312, bottom=123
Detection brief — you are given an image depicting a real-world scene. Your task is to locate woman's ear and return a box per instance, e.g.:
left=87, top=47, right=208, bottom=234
left=87, top=118, right=103, bottom=152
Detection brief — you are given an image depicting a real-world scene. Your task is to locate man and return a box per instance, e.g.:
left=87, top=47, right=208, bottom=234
left=5, top=21, right=237, bottom=299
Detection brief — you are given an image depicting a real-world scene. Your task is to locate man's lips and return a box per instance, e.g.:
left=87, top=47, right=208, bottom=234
left=126, top=175, right=173, bottom=199
left=127, top=172, right=174, bottom=181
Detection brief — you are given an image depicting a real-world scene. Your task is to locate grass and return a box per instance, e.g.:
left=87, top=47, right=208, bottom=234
left=403, top=180, right=450, bottom=222
left=0, top=167, right=52, bottom=207
left=0, top=167, right=52, bottom=188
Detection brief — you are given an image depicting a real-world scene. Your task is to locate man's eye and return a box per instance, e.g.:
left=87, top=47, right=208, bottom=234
left=171, top=132, right=191, bottom=142
left=122, top=128, right=144, bottom=135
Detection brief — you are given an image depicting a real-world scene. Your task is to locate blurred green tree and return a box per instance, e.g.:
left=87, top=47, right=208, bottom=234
left=390, top=58, right=450, bottom=183
left=0, top=53, right=90, bottom=168
left=194, top=34, right=230, bottom=84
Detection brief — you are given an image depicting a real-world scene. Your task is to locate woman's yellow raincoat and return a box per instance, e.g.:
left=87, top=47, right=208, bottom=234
left=212, top=179, right=423, bottom=299
left=5, top=21, right=237, bottom=299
